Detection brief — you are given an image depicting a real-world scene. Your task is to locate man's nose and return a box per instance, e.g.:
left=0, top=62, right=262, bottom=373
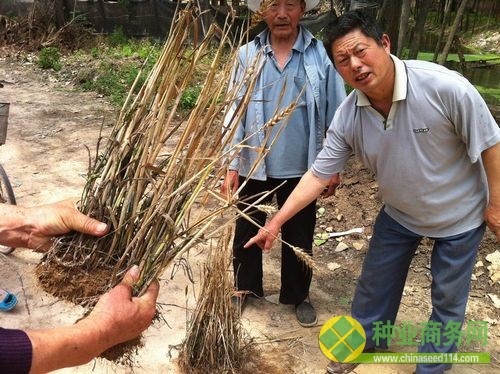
left=276, top=4, right=287, bottom=17
left=350, top=56, right=362, bottom=72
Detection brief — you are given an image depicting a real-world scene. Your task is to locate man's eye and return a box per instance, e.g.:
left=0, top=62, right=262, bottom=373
left=336, top=57, right=348, bottom=65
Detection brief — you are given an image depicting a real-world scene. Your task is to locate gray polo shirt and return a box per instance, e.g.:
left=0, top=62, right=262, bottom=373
left=312, top=55, right=500, bottom=237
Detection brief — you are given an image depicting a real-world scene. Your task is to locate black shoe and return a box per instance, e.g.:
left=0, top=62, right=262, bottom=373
left=295, top=301, right=317, bottom=327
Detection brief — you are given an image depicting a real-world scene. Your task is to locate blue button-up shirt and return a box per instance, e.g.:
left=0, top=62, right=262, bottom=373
left=224, top=25, right=346, bottom=181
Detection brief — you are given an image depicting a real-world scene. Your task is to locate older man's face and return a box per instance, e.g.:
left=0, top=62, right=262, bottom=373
left=264, top=0, right=305, bottom=40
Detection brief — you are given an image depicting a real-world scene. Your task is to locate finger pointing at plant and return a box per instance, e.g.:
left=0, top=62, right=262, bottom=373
left=245, top=170, right=330, bottom=252
left=244, top=221, right=281, bottom=252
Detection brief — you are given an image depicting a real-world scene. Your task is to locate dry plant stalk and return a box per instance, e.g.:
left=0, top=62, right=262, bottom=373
left=250, top=0, right=274, bottom=27
left=38, top=1, right=312, bottom=308
left=39, top=4, right=242, bottom=298
left=38, top=1, right=305, bottom=304
left=178, top=228, right=246, bottom=373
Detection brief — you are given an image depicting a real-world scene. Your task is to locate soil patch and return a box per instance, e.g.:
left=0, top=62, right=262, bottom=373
left=36, top=260, right=110, bottom=306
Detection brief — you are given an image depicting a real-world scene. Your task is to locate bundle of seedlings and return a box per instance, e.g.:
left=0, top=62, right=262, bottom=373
left=178, top=228, right=247, bottom=373
left=37, top=0, right=313, bottom=309
left=37, top=3, right=257, bottom=304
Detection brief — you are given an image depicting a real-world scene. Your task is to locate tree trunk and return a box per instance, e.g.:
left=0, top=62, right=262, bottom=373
left=54, top=0, right=66, bottom=28
left=433, top=0, right=453, bottom=62
left=454, top=35, right=467, bottom=73
left=396, top=0, right=411, bottom=57
left=376, top=0, right=390, bottom=23
left=97, top=0, right=107, bottom=33
left=438, top=0, right=470, bottom=65
left=378, top=0, right=402, bottom=54
left=408, top=0, right=432, bottom=60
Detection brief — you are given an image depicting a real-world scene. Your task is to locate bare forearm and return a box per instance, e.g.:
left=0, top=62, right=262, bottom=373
left=0, top=204, right=32, bottom=248
left=271, top=170, right=330, bottom=228
left=482, top=142, right=500, bottom=206
left=27, top=319, right=108, bottom=373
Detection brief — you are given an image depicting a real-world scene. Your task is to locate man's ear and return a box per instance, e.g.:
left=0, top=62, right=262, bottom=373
left=381, top=34, right=391, bottom=53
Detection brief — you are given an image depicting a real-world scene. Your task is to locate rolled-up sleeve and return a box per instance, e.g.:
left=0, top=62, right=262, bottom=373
left=0, top=328, right=32, bottom=374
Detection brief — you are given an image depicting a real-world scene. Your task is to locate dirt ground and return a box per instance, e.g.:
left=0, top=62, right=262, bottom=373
left=0, top=57, right=499, bottom=374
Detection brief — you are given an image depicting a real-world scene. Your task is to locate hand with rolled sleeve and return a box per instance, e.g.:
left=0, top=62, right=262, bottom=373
left=27, top=265, right=159, bottom=374
left=0, top=198, right=160, bottom=374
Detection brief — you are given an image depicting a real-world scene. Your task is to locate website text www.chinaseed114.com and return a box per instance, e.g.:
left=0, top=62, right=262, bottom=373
left=353, top=352, right=490, bottom=364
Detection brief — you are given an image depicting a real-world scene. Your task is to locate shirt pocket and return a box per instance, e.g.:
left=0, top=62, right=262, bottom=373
left=294, top=77, right=307, bottom=105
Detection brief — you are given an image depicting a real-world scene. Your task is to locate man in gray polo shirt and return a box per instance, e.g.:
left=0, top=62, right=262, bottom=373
left=245, top=10, right=500, bottom=374
left=221, top=0, right=346, bottom=327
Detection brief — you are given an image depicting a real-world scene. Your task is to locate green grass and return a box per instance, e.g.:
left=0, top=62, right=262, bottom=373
left=64, top=37, right=219, bottom=108
left=414, top=52, right=500, bottom=105
left=416, top=52, right=500, bottom=63
left=38, top=47, right=62, bottom=71
left=475, top=85, right=500, bottom=104
left=66, top=38, right=161, bottom=106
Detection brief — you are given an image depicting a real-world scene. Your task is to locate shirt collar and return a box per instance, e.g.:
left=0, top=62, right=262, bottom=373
left=356, top=54, right=408, bottom=107
left=255, top=25, right=313, bottom=55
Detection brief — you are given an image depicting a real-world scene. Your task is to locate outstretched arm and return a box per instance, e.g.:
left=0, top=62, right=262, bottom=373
left=0, top=199, right=108, bottom=250
left=27, top=266, right=159, bottom=373
left=245, top=170, right=330, bottom=251
left=482, top=142, right=500, bottom=241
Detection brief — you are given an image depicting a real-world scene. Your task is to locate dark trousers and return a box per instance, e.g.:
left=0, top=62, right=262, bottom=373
left=353, top=209, right=485, bottom=374
left=232, top=177, right=316, bottom=305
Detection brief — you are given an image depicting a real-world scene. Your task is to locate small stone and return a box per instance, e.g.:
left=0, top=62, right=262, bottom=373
left=471, top=274, right=477, bottom=281
left=352, top=241, right=364, bottom=250
left=325, top=226, right=333, bottom=232
left=335, top=242, right=349, bottom=252
left=327, top=262, right=341, bottom=271
left=336, top=214, right=343, bottom=222
left=271, top=312, right=282, bottom=321
left=476, top=261, right=484, bottom=268
left=487, top=294, right=500, bottom=309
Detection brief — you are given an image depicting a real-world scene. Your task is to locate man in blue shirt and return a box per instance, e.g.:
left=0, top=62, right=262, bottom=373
left=221, top=0, right=346, bottom=327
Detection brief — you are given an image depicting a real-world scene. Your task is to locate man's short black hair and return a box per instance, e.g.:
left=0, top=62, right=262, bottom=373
left=323, top=10, right=385, bottom=62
